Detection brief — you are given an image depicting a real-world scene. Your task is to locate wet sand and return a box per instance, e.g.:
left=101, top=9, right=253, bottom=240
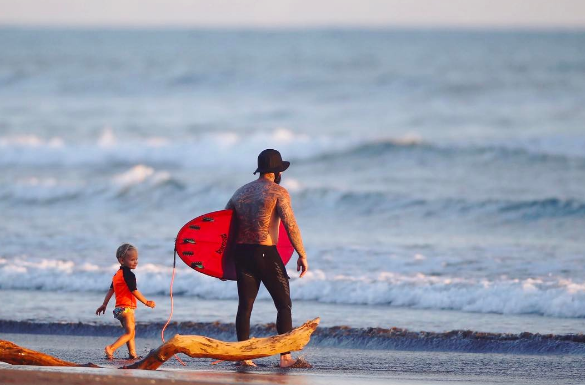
left=0, top=365, right=509, bottom=385
left=2, top=332, right=582, bottom=385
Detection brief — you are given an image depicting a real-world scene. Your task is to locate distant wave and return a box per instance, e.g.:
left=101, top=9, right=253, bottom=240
left=297, top=190, right=585, bottom=220
left=2, top=130, right=584, bottom=169
left=0, top=165, right=185, bottom=204
left=0, top=129, right=358, bottom=168
left=1, top=320, right=584, bottom=355
left=2, top=259, right=585, bottom=318
left=2, top=164, right=584, bottom=221
left=306, top=138, right=585, bottom=165
left=498, top=198, right=585, bottom=220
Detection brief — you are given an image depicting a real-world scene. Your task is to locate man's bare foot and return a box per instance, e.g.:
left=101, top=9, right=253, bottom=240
left=280, top=354, right=312, bottom=368
left=238, top=360, right=257, bottom=367
left=280, top=353, right=296, bottom=368
left=104, top=346, right=113, bottom=359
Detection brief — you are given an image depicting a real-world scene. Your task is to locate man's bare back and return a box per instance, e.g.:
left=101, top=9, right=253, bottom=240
left=226, top=177, right=307, bottom=262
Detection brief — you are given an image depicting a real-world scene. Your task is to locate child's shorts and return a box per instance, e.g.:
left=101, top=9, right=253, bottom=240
left=113, top=307, right=134, bottom=320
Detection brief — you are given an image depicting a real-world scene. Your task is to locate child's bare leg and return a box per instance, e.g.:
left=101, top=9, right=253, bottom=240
left=106, top=312, right=135, bottom=358
left=125, top=312, right=137, bottom=358
left=126, top=339, right=137, bottom=358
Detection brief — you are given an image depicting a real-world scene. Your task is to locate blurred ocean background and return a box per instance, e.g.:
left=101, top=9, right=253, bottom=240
left=1, top=28, right=584, bottom=355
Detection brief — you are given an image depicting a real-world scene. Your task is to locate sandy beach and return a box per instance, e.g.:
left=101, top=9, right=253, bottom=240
left=0, top=364, right=531, bottom=385
left=0, top=366, right=509, bottom=385
left=0, top=366, right=389, bottom=385
left=2, top=331, right=584, bottom=385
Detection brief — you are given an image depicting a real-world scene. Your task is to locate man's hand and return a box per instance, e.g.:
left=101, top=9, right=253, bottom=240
left=297, top=257, right=308, bottom=278
left=95, top=304, right=107, bottom=316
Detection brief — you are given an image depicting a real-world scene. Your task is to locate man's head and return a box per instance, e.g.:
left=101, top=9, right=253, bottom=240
left=254, top=149, right=290, bottom=176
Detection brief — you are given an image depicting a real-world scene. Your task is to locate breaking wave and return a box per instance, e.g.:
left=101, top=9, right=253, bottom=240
left=2, top=259, right=585, bottom=318
left=0, top=165, right=184, bottom=204
left=2, top=166, right=584, bottom=222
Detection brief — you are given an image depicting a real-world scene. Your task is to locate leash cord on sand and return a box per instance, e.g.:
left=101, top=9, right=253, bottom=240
left=161, top=249, right=186, bottom=366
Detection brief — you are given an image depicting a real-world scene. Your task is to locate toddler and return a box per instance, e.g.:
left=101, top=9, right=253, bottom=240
left=96, top=243, right=155, bottom=359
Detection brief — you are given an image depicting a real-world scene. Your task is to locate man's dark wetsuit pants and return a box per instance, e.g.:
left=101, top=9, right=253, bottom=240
left=234, top=244, right=292, bottom=344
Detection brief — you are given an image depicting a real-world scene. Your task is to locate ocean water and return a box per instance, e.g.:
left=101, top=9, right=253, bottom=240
left=1, top=28, right=585, bottom=356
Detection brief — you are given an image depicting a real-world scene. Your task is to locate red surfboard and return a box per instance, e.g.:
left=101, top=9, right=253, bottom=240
left=175, top=209, right=295, bottom=281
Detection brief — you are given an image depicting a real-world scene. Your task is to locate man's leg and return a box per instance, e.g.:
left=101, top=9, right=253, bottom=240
left=261, top=248, right=292, bottom=335
left=235, top=271, right=261, bottom=341
left=260, top=247, right=296, bottom=367
left=235, top=248, right=261, bottom=367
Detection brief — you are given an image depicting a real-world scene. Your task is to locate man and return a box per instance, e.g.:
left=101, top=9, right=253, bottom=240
left=225, top=149, right=309, bottom=368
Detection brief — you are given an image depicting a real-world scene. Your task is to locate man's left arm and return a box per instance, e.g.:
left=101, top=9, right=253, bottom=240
left=276, top=189, right=308, bottom=277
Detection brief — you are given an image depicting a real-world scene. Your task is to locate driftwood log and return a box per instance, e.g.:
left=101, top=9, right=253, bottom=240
left=0, top=340, right=92, bottom=367
left=0, top=317, right=320, bottom=370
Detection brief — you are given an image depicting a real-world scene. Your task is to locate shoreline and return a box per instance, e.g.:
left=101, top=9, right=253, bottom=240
left=1, top=332, right=584, bottom=384
left=3, top=289, right=585, bottom=335
left=2, top=319, right=585, bottom=356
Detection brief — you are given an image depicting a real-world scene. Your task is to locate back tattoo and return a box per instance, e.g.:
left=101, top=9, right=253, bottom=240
left=226, top=179, right=306, bottom=258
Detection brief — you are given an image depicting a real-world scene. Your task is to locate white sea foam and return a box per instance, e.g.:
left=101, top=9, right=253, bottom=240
left=0, top=128, right=403, bottom=168
left=0, top=134, right=65, bottom=148
left=2, top=258, right=584, bottom=318
left=113, top=165, right=171, bottom=189
left=2, top=129, right=583, bottom=172
left=281, top=177, right=303, bottom=192
left=0, top=165, right=177, bottom=203
left=97, top=127, right=117, bottom=147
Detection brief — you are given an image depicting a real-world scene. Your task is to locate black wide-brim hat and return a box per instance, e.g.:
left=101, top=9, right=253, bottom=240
left=253, top=149, right=290, bottom=175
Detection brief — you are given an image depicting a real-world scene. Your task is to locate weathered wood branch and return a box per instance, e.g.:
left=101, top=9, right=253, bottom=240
left=0, top=317, right=320, bottom=370
left=126, top=317, right=320, bottom=370
left=0, top=340, right=93, bottom=367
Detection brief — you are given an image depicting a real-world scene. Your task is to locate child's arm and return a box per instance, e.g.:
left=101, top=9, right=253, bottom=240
left=96, top=288, right=114, bottom=315
left=132, top=290, right=156, bottom=308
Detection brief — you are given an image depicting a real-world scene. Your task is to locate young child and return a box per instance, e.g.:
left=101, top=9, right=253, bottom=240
left=95, top=243, right=155, bottom=359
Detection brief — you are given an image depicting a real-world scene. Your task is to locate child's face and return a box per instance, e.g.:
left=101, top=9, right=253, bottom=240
left=119, top=249, right=138, bottom=269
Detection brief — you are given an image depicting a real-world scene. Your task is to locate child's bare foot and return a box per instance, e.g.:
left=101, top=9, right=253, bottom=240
left=128, top=353, right=140, bottom=360
left=104, top=346, right=113, bottom=359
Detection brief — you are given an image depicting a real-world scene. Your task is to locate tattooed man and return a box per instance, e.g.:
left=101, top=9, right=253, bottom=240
left=225, top=149, right=309, bottom=368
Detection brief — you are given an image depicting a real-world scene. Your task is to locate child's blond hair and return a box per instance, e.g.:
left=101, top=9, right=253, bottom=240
left=116, top=243, right=136, bottom=261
